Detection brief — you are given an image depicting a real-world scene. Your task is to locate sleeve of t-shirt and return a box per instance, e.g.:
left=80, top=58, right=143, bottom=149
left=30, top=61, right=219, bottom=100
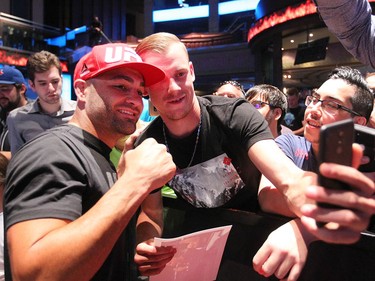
left=228, top=99, right=274, bottom=151
left=275, top=134, right=295, bottom=161
left=6, top=111, right=24, bottom=155
left=4, top=135, right=86, bottom=230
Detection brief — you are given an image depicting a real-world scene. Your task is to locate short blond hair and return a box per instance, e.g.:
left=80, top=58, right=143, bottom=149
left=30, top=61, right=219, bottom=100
left=136, top=32, right=188, bottom=57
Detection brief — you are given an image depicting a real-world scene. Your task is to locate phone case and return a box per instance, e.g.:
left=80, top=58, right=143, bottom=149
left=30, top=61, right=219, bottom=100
left=318, top=119, right=354, bottom=191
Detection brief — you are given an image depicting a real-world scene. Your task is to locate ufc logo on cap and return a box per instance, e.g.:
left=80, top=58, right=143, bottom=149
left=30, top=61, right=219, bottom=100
left=104, top=46, right=141, bottom=63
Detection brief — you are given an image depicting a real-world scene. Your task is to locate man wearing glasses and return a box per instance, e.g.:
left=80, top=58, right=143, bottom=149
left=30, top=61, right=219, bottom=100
left=246, top=84, right=292, bottom=138
left=258, top=66, right=373, bottom=217
left=0, top=66, right=28, bottom=157
left=252, top=66, right=374, bottom=279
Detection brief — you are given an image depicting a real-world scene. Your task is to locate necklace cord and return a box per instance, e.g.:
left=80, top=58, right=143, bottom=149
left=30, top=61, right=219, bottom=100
left=162, top=113, right=202, bottom=168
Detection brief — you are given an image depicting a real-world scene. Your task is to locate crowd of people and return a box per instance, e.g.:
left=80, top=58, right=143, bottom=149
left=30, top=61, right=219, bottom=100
left=0, top=1, right=374, bottom=280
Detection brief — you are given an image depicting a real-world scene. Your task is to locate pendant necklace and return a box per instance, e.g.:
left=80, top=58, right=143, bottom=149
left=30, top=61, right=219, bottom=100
left=162, top=113, right=202, bottom=168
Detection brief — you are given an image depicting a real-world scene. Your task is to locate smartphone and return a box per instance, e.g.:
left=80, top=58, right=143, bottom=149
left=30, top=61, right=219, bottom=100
left=318, top=119, right=354, bottom=191
left=354, top=124, right=375, bottom=172
left=316, top=119, right=354, bottom=226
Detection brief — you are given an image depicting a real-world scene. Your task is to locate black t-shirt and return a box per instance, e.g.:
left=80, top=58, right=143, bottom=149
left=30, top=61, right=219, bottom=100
left=136, top=95, right=273, bottom=212
left=4, top=124, right=136, bottom=281
left=282, top=105, right=306, bottom=132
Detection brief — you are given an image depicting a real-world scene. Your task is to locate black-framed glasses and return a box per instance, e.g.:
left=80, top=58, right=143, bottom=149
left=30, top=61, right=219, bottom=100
left=305, top=95, right=362, bottom=116
left=251, top=100, right=271, bottom=109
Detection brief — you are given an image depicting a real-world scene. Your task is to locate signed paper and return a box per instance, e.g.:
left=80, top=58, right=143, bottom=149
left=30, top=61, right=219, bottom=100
left=150, top=225, right=232, bottom=281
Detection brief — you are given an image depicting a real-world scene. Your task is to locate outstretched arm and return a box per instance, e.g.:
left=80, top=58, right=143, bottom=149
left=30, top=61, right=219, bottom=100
left=315, top=0, right=375, bottom=68
left=249, top=139, right=316, bottom=217
left=258, top=174, right=296, bottom=217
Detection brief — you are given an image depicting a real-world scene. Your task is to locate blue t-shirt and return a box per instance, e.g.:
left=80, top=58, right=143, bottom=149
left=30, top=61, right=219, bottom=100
left=275, top=134, right=318, bottom=173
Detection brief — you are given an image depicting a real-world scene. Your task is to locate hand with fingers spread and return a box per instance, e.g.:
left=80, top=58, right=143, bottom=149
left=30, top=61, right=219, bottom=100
left=135, top=239, right=176, bottom=276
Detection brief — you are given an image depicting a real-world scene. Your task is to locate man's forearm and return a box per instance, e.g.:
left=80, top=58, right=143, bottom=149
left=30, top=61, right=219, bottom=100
left=8, top=177, right=152, bottom=281
left=136, top=210, right=164, bottom=244
left=136, top=193, right=164, bottom=244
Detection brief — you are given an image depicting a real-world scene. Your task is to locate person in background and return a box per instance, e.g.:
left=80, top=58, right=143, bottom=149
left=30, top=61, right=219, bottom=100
left=4, top=43, right=175, bottom=281
left=133, top=32, right=375, bottom=280
left=246, top=84, right=292, bottom=138
left=365, top=72, right=375, bottom=128
left=0, top=153, right=9, bottom=281
left=0, top=66, right=28, bottom=158
left=6, top=50, right=76, bottom=155
left=282, top=87, right=306, bottom=136
left=213, top=80, right=245, bottom=98
left=89, top=16, right=103, bottom=47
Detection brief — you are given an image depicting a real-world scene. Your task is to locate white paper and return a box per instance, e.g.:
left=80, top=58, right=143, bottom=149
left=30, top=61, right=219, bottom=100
left=150, top=225, right=232, bottom=281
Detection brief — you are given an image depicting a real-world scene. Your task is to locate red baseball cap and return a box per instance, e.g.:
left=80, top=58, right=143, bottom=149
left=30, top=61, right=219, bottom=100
left=74, top=43, right=165, bottom=86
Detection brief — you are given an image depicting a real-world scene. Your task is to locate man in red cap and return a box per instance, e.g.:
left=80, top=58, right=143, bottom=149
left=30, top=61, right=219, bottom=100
left=4, top=43, right=176, bottom=281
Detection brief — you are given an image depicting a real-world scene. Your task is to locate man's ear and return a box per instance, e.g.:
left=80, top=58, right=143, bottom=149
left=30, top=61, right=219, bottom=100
left=273, top=108, right=282, bottom=121
left=353, top=115, right=367, bottom=126
left=20, top=84, right=27, bottom=95
left=28, top=79, right=35, bottom=91
left=74, top=79, right=87, bottom=99
left=189, top=61, right=195, bottom=82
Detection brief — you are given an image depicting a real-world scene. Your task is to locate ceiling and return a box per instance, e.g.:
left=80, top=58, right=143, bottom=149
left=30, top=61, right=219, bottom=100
left=282, top=27, right=338, bottom=51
